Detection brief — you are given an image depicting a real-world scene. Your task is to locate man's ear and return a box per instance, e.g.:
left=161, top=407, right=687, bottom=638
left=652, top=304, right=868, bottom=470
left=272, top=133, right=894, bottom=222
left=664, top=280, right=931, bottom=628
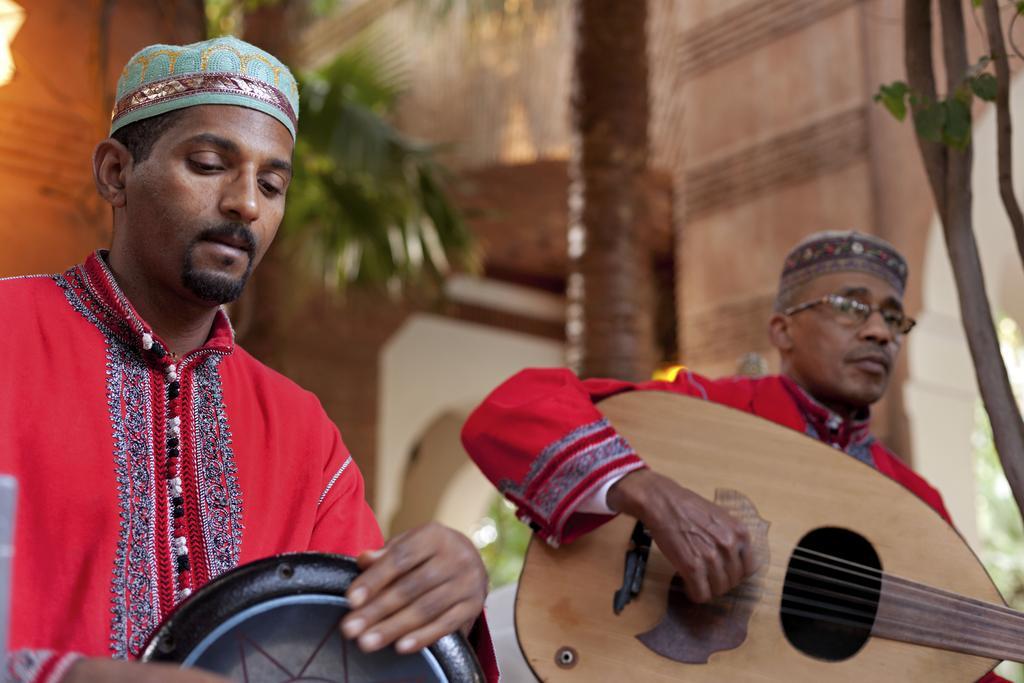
left=768, top=312, right=794, bottom=352
left=93, top=139, right=133, bottom=208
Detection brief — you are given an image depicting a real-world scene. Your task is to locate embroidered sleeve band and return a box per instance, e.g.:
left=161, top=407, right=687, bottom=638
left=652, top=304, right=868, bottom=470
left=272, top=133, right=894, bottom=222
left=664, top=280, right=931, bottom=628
left=497, top=418, right=644, bottom=544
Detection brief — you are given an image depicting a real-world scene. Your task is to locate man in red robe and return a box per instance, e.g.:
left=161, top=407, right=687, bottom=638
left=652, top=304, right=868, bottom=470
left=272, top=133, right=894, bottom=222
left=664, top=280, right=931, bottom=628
left=462, top=230, right=1007, bottom=681
left=0, top=37, right=494, bottom=683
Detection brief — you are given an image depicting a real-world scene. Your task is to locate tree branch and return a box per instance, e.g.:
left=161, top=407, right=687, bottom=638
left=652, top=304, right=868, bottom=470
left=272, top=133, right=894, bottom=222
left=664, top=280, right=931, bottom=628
left=905, top=0, right=947, bottom=217
left=983, top=0, right=1024, bottom=267
left=938, top=0, right=968, bottom=91
left=935, top=0, right=1024, bottom=517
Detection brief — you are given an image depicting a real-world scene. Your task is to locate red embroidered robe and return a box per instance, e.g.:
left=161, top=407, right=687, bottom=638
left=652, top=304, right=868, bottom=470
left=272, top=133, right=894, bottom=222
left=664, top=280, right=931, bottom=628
left=0, top=253, right=389, bottom=681
left=462, top=367, right=1007, bottom=682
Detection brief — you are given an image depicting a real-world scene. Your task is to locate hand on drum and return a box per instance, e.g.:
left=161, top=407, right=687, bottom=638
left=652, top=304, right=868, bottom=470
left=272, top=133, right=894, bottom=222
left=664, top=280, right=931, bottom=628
left=341, top=522, right=488, bottom=654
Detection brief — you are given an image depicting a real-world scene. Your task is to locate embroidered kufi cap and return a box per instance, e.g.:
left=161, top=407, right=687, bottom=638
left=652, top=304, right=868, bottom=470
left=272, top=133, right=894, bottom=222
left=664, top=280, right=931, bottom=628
left=110, top=36, right=299, bottom=139
left=778, top=230, right=909, bottom=301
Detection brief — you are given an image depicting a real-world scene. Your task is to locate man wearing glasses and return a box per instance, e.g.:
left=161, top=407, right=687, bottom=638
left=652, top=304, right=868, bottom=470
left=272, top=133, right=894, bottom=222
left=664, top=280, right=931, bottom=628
left=461, top=230, right=1000, bottom=646
left=464, top=230, right=1012, bottom=679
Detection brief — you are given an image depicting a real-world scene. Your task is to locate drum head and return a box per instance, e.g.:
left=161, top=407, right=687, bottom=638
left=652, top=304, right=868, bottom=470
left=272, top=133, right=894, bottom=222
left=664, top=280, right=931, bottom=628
left=141, top=553, right=484, bottom=683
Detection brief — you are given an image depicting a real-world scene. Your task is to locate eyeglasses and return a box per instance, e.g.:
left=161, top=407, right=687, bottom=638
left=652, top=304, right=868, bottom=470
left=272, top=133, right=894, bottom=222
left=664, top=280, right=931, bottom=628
left=783, top=294, right=916, bottom=335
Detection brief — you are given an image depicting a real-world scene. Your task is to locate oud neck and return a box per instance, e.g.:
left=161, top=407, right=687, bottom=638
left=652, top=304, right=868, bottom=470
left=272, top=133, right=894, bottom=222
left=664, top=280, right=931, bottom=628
left=873, top=574, right=1024, bottom=663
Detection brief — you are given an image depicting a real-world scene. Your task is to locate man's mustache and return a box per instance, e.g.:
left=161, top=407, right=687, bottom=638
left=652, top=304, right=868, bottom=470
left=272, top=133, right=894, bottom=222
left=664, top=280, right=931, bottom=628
left=194, top=223, right=257, bottom=257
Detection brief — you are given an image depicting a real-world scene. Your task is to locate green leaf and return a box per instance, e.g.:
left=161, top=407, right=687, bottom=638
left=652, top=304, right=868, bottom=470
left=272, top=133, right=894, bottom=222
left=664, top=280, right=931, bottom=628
left=914, top=100, right=946, bottom=142
left=953, top=84, right=973, bottom=107
left=972, top=72, right=999, bottom=102
left=1018, top=0, right=1024, bottom=16
left=972, top=0, right=983, bottom=6
left=874, top=81, right=910, bottom=121
left=943, top=97, right=972, bottom=149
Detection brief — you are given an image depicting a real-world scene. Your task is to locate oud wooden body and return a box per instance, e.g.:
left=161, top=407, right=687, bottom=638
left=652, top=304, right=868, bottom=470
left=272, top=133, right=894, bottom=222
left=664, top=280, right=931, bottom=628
left=514, top=391, right=1004, bottom=682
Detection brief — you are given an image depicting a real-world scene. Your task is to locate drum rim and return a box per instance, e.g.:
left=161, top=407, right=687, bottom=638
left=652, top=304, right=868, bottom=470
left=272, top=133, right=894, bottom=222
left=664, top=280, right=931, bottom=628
left=140, top=551, right=483, bottom=682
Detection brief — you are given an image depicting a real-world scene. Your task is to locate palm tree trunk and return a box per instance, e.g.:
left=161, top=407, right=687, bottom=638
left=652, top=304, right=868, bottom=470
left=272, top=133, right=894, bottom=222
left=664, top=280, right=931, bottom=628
left=567, top=0, right=656, bottom=382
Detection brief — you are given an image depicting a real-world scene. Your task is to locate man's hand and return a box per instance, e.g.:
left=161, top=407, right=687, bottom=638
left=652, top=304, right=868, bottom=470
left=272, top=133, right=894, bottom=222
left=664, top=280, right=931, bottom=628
left=341, top=522, right=487, bottom=654
left=607, top=469, right=759, bottom=604
left=63, top=658, right=229, bottom=683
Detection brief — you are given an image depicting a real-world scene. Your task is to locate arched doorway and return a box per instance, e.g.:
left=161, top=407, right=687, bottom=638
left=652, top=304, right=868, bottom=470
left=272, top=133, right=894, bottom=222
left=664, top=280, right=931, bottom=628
left=378, top=312, right=563, bottom=534
left=389, top=409, right=497, bottom=536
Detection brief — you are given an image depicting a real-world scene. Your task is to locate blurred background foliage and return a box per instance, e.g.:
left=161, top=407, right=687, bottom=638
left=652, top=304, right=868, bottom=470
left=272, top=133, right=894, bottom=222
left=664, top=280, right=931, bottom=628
left=284, top=42, right=474, bottom=292
left=473, top=496, right=531, bottom=589
left=205, top=0, right=280, bottom=37
left=414, top=0, right=558, bottom=27
left=205, top=0, right=475, bottom=293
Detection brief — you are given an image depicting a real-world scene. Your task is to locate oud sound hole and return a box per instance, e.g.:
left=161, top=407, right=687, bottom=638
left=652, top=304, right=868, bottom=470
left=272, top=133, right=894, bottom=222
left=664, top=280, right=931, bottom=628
left=781, top=527, right=881, bottom=661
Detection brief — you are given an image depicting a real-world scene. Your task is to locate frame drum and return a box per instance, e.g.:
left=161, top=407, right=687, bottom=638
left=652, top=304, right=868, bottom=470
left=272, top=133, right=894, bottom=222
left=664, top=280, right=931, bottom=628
left=141, top=553, right=484, bottom=683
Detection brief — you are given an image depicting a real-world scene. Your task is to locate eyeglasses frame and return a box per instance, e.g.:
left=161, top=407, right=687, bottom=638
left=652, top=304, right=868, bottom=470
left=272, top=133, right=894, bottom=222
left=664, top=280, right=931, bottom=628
left=782, top=293, right=916, bottom=336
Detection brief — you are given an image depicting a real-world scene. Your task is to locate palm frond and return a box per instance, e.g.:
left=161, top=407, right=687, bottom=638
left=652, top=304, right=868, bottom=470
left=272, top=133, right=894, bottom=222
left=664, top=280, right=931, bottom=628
left=282, top=39, right=474, bottom=291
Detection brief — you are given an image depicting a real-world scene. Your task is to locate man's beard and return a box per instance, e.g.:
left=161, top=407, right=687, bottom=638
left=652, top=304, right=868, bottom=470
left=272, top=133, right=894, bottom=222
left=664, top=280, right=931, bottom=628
left=181, top=223, right=258, bottom=305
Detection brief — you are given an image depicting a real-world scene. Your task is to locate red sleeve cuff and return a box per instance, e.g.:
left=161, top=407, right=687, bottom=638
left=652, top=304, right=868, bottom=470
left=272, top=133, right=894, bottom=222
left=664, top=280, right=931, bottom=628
left=499, top=417, right=645, bottom=545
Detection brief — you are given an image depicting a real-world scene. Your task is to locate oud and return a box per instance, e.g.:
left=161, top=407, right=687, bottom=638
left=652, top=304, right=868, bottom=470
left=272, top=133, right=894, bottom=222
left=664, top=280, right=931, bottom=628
left=514, top=391, right=1015, bottom=681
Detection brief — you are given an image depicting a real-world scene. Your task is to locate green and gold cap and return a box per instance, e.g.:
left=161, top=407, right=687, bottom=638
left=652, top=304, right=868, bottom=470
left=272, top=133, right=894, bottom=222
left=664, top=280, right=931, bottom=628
left=110, top=36, right=299, bottom=139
